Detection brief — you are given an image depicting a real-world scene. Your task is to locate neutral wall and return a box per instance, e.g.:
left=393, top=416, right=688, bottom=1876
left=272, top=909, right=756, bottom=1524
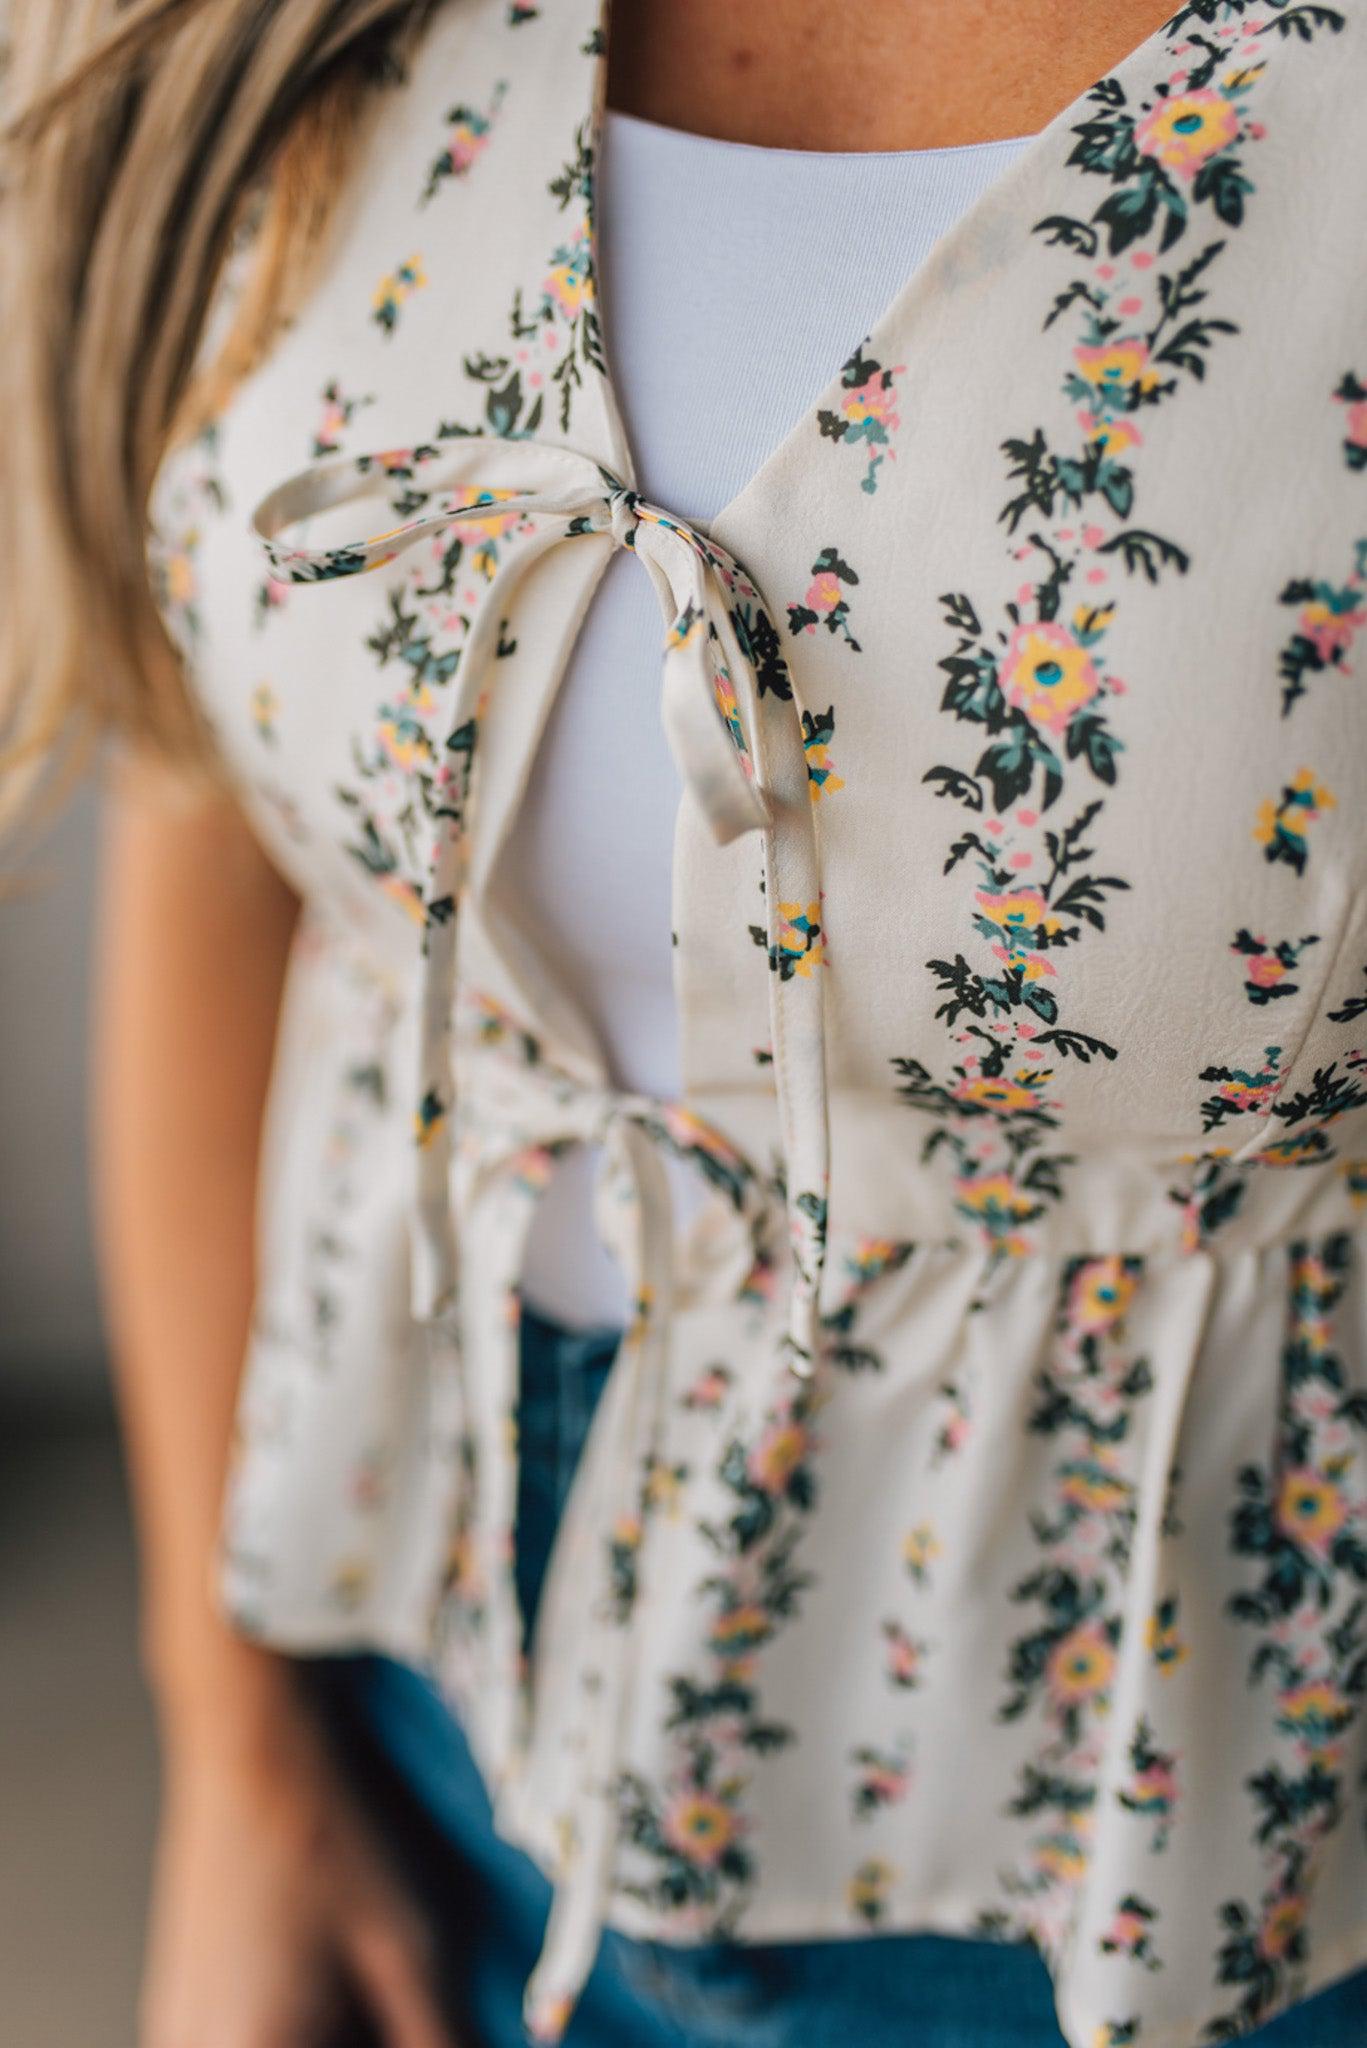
left=1, top=766, right=109, bottom=1406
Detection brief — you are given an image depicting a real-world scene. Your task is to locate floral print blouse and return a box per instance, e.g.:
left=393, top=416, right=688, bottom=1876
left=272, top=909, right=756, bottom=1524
left=148, top=2, right=1367, bottom=2042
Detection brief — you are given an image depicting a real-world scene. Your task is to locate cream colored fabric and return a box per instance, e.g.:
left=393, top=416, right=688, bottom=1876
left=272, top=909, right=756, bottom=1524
left=149, top=3, right=1367, bottom=2042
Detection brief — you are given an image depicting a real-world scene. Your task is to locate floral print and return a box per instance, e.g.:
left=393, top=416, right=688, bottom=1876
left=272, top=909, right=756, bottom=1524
left=148, top=3, right=1367, bottom=2045
left=787, top=546, right=863, bottom=649
left=420, top=78, right=508, bottom=206
left=371, top=254, right=427, bottom=335
left=816, top=341, right=904, bottom=493
left=1275, top=372, right=1367, bottom=714
left=1209, top=1235, right=1367, bottom=2037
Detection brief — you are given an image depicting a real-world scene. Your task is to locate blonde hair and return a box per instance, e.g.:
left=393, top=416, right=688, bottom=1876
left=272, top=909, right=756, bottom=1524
left=0, top=0, right=437, bottom=852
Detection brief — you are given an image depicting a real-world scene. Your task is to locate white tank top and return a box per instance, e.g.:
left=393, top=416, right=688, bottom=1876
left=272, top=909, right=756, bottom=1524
left=506, top=107, right=1037, bottom=1329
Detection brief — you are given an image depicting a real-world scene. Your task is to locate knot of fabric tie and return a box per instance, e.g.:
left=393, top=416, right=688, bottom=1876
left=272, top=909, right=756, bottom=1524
left=605, top=478, right=645, bottom=550
left=251, top=431, right=834, bottom=2040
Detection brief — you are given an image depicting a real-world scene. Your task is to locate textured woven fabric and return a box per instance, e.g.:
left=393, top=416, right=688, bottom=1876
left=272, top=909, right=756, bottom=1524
left=149, top=4, right=1367, bottom=2043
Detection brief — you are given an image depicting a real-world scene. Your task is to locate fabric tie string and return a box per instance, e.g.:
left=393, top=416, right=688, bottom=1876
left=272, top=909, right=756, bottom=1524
left=251, top=432, right=833, bottom=2033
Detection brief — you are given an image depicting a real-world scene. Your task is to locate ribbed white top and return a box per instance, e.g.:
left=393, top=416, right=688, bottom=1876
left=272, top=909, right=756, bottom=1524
left=506, top=106, right=1037, bottom=1329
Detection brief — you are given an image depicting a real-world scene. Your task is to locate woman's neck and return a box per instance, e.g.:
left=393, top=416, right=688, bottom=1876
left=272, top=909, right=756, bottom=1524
left=604, top=0, right=1180, bottom=154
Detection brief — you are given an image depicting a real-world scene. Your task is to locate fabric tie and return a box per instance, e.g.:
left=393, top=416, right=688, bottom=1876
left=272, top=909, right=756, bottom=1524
left=250, top=431, right=833, bottom=2032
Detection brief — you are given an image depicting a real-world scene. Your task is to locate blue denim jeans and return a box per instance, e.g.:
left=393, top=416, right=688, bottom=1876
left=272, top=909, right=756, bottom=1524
left=298, top=1299, right=1367, bottom=2047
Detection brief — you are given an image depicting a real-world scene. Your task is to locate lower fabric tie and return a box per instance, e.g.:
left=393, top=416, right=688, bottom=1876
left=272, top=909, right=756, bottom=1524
left=518, top=1116, right=678, bottom=2041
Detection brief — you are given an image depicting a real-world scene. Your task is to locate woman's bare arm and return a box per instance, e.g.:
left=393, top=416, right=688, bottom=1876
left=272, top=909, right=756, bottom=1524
left=87, top=750, right=455, bottom=2048
left=89, top=750, right=303, bottom=1745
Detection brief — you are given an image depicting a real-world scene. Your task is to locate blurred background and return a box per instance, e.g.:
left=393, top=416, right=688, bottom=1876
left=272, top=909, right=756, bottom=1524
left=1, top=765, right=158, bottom=2048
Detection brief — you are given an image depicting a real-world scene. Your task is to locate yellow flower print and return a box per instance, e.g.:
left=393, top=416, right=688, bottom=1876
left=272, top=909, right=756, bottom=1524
left=667, top=600, right=705, bottom=652
left=844, top=378, right=896, bottom=428
left=413, top=1086, right=445, bottom=1148
left=709, top=1603, right=773, bottom=1652
left=902, top=1522, right=941, bottom=1582
left=1279, top=1677, right=1348, bottom=1732
left=1086, top=416, right=1142, bottom=458
left=1047, top=1620, right=1115, bottom=1706
left=377, top=710, right=434, bottom=775
left=956, top=1172, right=1036, bottom=1222
left=1071, top=599, right=1115, bottom=639
left=974, top=886, right=1063, bottom=942
left=1072, top=336, right=1163, bottom=399
left=644, top=1458, right=685, bottom=1516
left=1276, top=1467, right=1348, bottom=1551
left=382, top=873, right=428, bottom=927
left=1258, top=1893, right=1306, bottom=1962
left=661, top=1789, right=736, bottom=1867
left=624, top=1283, right=653, bottom=1349
left=747, top=1415, right=809, bottom=1493
left=543, top=224, right=593, bottom=316
left=1035, top=1832, right=1089, bottom=1884
left=1260, top=1130, right=1328, bottom=1169
left=1144, top=1598, right=1188, bottom=1675
left=847, top=1857, right=895, bottom=1925
left=330, top=1558, right=371, bottom=1609
left=1070, top=1254, right=1137, bottom=1334
left=954, top=1072, right=1040, bottom=1113
left=444, top=1527, right=484, bottom=1602
left=1133, top=87, right=1241, bottom=178
left=1253, top=766, right=1335, bottom=870
left=1060, top=1457, right=1131, bottom=1514
left=804, top=736, right=844, bottom=801
left=1296, top=767, right=1335, bottom=808
left=444, top=485, right=526, bottom=547
left=372, top=254, right=427, bottom=334
left=250, top=681, right=278, bottom=741
left=776, top=900, right=825, bottom=975
left=1295, top=1250, right=1335, bottom=1294
left=999, top=619, right=1102, bottom=735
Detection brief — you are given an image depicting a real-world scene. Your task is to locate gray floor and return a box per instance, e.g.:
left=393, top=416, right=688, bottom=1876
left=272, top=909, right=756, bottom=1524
left=0, top=1403, right=159, bottom=2048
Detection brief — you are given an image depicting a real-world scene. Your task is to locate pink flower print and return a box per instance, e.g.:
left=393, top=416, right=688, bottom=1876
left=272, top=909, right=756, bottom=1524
left=746, top=1413, right=811, bottom=1495
left=1073, top=336, right=1162, bottom=406
left=660, top=1788, right=740, bottom=1869
left=1101, top=1898, right=1156, bottom=1960
left=1045, top=1620, right=1116, bottom=1709
left=543, top=222, right=593, bottom=318
left=1257, top=1893, right=1307, bottom=1962
left=1067, top=1255, right=1137, bottom=1336
left=951, top=1067, right=1042, bottom=1115
left=371, top=256, right=426, bottom=336
left=804, top=570, right=844, bottom=624
left=1246, top=950, right=1289, bottom=992
left=844, top=370, right=899, bottom=434
left=999, top=619, right=1102, bottom=735
left=1278, top=1677, right=1351, bottom=1762
left=882, top=1621, right=926, bottom=1690
left=1133, top=88, right=1240, bottom=179
left=851, top=1744, right=913, bottom=1817
left=1299, top=592, right=1366, bottom=667
left=421, top=81, right=508, bottom=206
left=709, top=1602, right=773, bottom=1658
left=682, top=1364, right=733, bottom=1412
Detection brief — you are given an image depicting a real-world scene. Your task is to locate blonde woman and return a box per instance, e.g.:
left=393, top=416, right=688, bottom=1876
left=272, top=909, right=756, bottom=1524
left=6, top=1, right=1367, bottom=2045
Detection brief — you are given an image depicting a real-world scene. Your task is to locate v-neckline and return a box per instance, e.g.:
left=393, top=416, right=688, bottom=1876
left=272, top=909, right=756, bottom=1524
left=581, top=0, right=1190, bottom=540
